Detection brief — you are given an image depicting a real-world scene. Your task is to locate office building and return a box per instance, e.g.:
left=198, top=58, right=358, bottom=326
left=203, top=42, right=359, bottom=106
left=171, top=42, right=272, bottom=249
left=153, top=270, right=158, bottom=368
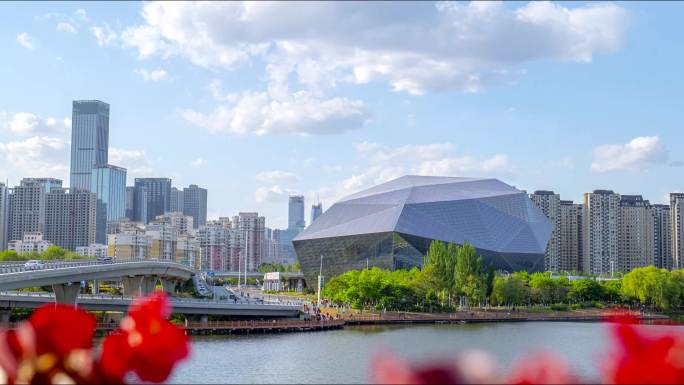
left=183, top=184, right=207, bottom=229
left=45, top=188, right=97, bottom=250
left=652, top=204, right=673, bottom=269
left=170, top=187, right=184, bottom=213
left=8, top=232, right=52, bottom=254
left=0, top=183, right=9, bottom=250
left=91, top=165, right=127, bottom=244
left=288, top=195, right=305, bottom=233
left=311, top=202, right=323, bottom=224
left=294, top=176, right=551, bottom=288
left=559, top=200, right=582, bottom=272
left=70, top=100, right=109, bottom=190
left=134, top=178, right=171, bottom=223
left=671, top=193, right=684, bottom=269
left=529, top=191, right=561, bottom=272
left=125, top=185, right=147, bottom=223
left=618, top=195, right=654, bottom=272
left=582, top=190, right=620, bottom=275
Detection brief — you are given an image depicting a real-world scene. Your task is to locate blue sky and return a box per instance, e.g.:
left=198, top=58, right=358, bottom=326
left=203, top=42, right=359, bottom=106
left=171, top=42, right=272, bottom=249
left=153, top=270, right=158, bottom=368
left=1, top=1, right=683, bottom=229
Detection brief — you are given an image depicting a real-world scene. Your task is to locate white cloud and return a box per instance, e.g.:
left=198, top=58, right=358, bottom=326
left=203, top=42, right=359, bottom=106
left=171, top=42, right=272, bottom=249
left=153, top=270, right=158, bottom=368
left=16, top=33, right=35, bottom=50
left=134, top=68, right=169, bottom=82
left=183, top=90, right=369, bottom=136
left=75, top=9, right=89, bottom=22
left=0, top=136, right=69, bottom=181
left=591, top=136, right=668, bottom=172
left=121, top=2, right=628, bottom=94
left=255, top=170, right=299, bottom=183
left=56, top=22, right=78, bottom=34
left=315, top=142, right=512, bottom=205
left=191, top=158, right=208, bottom=167
left=254, top=185, right=294, bottom=203
left=91, top=24, right=117, bottom=46
left=0, top=112, right=71, bottom=134
left=109, top=147, right=154, bottom=181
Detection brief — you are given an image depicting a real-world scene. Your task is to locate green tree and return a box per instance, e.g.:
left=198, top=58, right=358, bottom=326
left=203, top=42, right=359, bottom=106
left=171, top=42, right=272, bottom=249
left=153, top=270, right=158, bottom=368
left=569, top=278, right=604, bottom=303
left=453, top=242, right=485, bottom=304
left=491, top=275, right=528, bottom=306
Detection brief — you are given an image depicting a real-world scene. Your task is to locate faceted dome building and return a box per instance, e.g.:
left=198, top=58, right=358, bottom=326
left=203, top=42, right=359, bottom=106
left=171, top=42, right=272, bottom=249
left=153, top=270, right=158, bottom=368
left=293, top=175, right=552, bottom=288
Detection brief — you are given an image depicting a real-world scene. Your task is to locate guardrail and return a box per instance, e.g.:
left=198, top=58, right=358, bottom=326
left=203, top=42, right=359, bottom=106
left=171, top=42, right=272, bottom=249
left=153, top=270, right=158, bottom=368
left=0, top=259, right=194, bottom=275
left=0, top=291, right=303, bottom=308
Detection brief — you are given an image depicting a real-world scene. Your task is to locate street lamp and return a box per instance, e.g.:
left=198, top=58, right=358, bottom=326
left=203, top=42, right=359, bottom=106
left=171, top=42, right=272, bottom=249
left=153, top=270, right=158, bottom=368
left=317, top=254, right=324, bottom=307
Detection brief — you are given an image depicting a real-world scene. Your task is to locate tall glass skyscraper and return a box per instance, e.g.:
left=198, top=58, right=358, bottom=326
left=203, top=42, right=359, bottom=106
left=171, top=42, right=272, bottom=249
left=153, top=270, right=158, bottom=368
left=288, top=195, right=305, bottom=233
left=70, top=100, right=109, bottom=191
left=91, top=165, right=127, bottom=243
left=134, top=178, right=171, bottom=223
left=311, top=202, right=323, bottom=225
left=183, top=184, right=207, bottom=229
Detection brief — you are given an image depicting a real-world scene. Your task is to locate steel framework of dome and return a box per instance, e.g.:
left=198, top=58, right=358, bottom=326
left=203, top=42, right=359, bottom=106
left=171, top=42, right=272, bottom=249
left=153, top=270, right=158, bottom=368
left=293, top=175, right=552, bottom=288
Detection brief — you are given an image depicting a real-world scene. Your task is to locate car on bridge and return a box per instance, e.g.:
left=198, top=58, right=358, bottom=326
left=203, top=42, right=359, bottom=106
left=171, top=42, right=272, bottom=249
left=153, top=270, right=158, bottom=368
left=24, top=260, right=44, bottom=270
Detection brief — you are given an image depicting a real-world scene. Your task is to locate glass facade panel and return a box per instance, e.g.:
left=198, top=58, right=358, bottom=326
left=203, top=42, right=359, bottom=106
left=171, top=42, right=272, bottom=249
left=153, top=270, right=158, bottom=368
left=70, top=101, right=109, bottom=191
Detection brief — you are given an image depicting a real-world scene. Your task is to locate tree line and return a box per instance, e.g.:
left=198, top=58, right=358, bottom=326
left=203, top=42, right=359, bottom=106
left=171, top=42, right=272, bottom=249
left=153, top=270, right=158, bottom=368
left=322, top=240, right=684, bottom=312
left=0, top=246, right=90, bottom=262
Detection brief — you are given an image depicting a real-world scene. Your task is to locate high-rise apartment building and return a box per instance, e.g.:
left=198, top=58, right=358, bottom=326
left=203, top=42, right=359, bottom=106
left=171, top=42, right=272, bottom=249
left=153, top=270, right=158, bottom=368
left=671, top=193, right=684, bottom=269
left=583, top=190, right=620, bottom=275
left=91, top=165, right=127, bottom=244
left=8, top=178, right=62, bottom=242
left=238, top=212, right=265, bottom=271
left=153, top=212, right=194, bottom=236
left=529, top=191, right=561, bottom=271
left=311, top=202, right=323, bottom=224
left=288, top=195, right=305, bottom=233
left=134, top=178, right=171, bottom=223
left=170, top=187, right=184, bottom=213
left=108, top=226, right=149, bottom=260
left=70, top=100, right=109, bottom=190
left=0, top=183, right=9, bottom=250
left=45, top=189, right=97, bottom=250
left=651, top=204, right=673, bottom=269
left=618, top=195, right=654, bottom=272
left=559, top=200, right=582, bottom=272
left=183, top=184, right=207, bottom=229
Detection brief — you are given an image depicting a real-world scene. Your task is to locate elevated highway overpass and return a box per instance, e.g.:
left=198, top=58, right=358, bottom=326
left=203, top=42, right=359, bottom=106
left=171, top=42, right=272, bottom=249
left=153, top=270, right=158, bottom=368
left=0, top=292, right=301, bottom=319
left=0, top=260, right=194, bottom=304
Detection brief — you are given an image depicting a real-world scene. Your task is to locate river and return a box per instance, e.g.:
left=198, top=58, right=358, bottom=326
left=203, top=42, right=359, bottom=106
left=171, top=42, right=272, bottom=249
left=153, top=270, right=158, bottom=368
left=169, top=321, right=683, bottom=384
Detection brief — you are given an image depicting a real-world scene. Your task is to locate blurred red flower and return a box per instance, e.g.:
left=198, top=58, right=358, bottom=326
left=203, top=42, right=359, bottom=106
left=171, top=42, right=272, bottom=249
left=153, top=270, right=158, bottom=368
left=0, top=292, right=189, bottom=384
left=603, top=318, right=684, bottom=384
left=100, top=292, right=190, bottom=383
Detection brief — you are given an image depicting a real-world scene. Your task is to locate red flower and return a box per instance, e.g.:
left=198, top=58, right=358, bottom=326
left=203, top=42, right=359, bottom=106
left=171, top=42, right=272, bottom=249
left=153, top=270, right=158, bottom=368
left=371, top=353, right=463, bottom=384
left=99, top=291, right=189, bottom=383
left=0, top=305, right=97, bottom=384
left=603, top=319, right=684, bottom=384
left=507, top=352, right=577, bottom=384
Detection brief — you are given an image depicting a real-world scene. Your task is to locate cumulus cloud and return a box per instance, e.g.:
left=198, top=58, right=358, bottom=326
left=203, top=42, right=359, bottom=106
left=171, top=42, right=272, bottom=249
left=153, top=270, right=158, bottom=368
left=191, top=158, right=208, bottom=167
left=91, top=24, right=117, bottom=46
left=16, top=32, right=34, bottom=50
left=314, top=142, right=512, bottom=205
left=109, top=147, right=154, bottom=181
left=0, top=136, right=69, bottom=181
left=56, top=22, right=78, bottom=34
left=134, top=68, right=169, bottom=82
left=254, top=185, right=295, bottom=203
left=183, top=90, right=369, bottom=136
left=255, top=170, right=299, bottom=183
left=591, top=136, right=668, bottom=172
left=121, top=2, right=628, bottom=94
left=0, top=112, right=71, bottom=134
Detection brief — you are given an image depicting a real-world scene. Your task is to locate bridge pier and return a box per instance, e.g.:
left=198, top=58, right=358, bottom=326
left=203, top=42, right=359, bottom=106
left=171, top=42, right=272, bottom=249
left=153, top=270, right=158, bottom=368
left=52, top=283, right=81, bottom=306
left=122, top=276, right=157, bottom=297
left=161, top=279, right=177, bottom=295
left=93, top=280, right=100, bottom=294
left=0, top=308, right=10, bottom=324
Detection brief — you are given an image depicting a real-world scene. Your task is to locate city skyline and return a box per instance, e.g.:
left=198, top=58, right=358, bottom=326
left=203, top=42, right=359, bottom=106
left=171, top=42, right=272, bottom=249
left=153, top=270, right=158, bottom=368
left=2, top=2, right=684, bottom=229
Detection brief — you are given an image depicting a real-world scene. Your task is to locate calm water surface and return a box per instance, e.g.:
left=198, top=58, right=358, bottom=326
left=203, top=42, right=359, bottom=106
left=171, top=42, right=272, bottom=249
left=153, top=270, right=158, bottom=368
left=169, top=322, right=683, bottom=384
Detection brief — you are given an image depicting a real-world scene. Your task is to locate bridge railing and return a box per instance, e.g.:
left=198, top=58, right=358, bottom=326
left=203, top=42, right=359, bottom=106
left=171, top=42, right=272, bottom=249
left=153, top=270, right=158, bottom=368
left=0, top=259, right=195, bottom=275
